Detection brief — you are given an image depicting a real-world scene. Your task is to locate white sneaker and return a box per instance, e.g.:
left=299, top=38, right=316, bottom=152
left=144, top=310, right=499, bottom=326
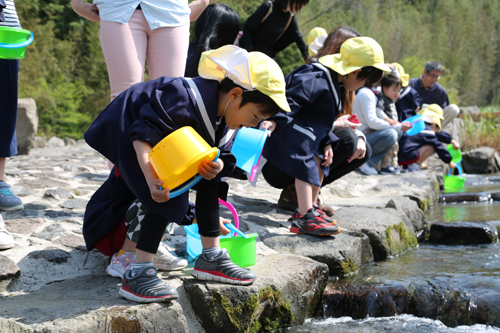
left=0, top=215, right=14, bottom=250
left=407, top=163, right=423, bottom=172
left=359, top=163, right=379, bottom=175
left=154, top=243, right=188, bottom=271
left=106, top=251, right=136, bottom=278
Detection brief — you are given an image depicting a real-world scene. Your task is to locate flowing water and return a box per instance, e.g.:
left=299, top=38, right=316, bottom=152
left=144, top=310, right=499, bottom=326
left=290, top=173, right=500, bottom=332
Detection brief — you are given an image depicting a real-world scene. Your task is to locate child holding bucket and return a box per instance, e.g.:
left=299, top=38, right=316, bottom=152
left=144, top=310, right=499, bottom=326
left=398, top=104, right=459, bottom=172
left=260, top=37, right=390, bottom=236
left=83, top=45, right=290, bottom=303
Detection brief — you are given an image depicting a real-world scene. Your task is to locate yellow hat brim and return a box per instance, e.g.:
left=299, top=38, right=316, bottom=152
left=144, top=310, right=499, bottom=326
left=420, top=111, right=441, bottom=128
left=391, top=62, right=410, bottom=87
left=319, top=54, right=391, bottom=75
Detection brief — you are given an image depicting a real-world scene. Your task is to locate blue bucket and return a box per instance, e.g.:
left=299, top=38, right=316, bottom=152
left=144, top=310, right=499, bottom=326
left=403, top=114, right=425, bottom=136
left=231, top=127, right=268, bottom=181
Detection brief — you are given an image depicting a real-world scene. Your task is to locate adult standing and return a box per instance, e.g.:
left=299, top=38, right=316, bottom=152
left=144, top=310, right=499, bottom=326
left=0, top=0, right=24, bottom=213
left=409, top=61, right=459, bottom=129
left=72, top=0, right=209, bottom=101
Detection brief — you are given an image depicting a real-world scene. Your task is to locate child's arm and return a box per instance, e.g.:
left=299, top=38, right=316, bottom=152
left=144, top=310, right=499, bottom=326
left=188, top=0, right=209, bottom=21
left=198, top=159, right=224, bottom=181
left=133, top=140, right=170, bottom=203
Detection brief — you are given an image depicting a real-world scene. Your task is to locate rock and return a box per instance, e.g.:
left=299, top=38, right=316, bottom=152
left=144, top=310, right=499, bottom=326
left=385, top=197, right=425, bottom=233
left=33, top=135, right=47, bottom=148
left=47, top=137, right=65, bottom=148
left=323, top=283, right=408, bottom=319
left=76, top=138, right=86, bottom=145
left=4, top=217, right=44, bottom=234
left=183, top=253, right=328, bottom=332
left=45, top=210, right=72, bottom=218
left=64, top=138, right=77, bottom=146
left=0, top=255, right=21, bottom=292
left=28, top=247, right=71, bottom=264
left=59, top=199, right=88, bottom=210
left=429, top=222, right=498, bottom=245
left=439, top=192, right=491, bottom=203
left=260, top=232, right=373, bottom=277
left=15, top=98, right=38, bottom=155
left=442, top=117, right=465, bottom=145
left=54, top=234, right=86, bottom=250
left=459, top=106, right=480, bottom=115
left=492, top=191, right=500, bottom=201
left=462, top=147, right=500, bottom=174
left=33, top=224, right=67, bottom=241
left=44, top=189, right=74, bottom=200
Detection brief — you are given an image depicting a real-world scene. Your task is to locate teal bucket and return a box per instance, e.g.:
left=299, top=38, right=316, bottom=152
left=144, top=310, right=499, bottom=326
left=231, top=127, right=268, bottom=181
left=0, top=27, right=34, bottom=60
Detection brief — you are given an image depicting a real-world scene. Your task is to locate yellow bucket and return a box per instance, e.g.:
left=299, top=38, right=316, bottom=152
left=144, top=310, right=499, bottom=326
left=149, top=127, right=219, bottom=191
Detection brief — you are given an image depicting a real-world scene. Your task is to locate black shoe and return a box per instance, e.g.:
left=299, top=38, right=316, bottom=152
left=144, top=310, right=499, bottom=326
left=192, top=248, right=256, bottom=285
left=119, top=264, right=178, bottom=303
left=278, top=184, right=298, bottom=211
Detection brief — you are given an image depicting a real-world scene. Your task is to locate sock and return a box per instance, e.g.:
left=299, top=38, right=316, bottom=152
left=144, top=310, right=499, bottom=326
left=130, top=262, right=153, bottom=277
left=117, top=249, right=126, bottom=256
left=202, top=246, right=222, bottom=261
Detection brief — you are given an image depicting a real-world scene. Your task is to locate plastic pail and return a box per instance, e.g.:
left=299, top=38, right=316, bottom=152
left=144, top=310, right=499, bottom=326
left=149, top=127, right=219, bottom=192
left=0, top=27, right=33, bottom=60
left=444, top=175, right=466, bottom=189
left=231, top=127, right=268, bottom=181
left=403, top=114, right=425, bottom=136
left=446, top=144, right=462, bottom=163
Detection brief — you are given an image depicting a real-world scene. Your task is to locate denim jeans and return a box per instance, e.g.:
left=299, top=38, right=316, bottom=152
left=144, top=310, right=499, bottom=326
left=365, top=128, right=398, bottom=167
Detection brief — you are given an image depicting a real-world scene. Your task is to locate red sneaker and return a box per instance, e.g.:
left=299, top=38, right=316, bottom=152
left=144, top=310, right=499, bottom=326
left=290, top=208, right=341, bottom=236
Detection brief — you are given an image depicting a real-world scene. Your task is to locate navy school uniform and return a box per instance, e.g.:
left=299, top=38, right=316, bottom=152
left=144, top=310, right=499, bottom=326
left=83, top=76, right=236, bottom=251
left=398, top=123, right=453, bottom=164
left=262, top=63, right=341, bottom=186
left=395, top=86, right=421, bottom=122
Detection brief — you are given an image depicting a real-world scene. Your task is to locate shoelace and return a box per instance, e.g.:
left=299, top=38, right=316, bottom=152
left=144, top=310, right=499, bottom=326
left=0, top=188, right=14, bottom=196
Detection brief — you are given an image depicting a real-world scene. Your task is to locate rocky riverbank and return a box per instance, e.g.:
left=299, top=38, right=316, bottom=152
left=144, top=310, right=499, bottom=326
left=0, top=142, right=442, bottom=332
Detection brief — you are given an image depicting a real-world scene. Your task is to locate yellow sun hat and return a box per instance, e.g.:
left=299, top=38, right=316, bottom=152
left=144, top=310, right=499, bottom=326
left=418, top=103, right=444, bottom=120
left=198, top=45, right=290, bottom=112
left=419, top=110, right=442, bottom=129
left=391, top=62, right=410, bottom=87
left=307, top=27, right=327, bottom=56
left=318, top=37, right=391, bottom=75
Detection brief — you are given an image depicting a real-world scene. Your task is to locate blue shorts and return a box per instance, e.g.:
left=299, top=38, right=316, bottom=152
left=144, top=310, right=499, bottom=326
left=0, top=59, right=19, bottom=157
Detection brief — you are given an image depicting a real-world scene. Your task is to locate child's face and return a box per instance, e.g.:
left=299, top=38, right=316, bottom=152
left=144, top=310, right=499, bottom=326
left=343, top=70, right=366, bottom=91
left=225, top=98, right=269, bottom=130
left=382, top=84, right=401, bottom=102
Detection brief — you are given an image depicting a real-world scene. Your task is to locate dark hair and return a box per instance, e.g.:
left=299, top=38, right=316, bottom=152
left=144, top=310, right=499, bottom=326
left=219, top=78, right=282, bottom=117
left=276, top=0, right=310, bottom=12
left=381, top=73, right=402, bottom=89
left=306, top=26, right=361, bottom=115
left=424, top=61, right=443, bottom=73
left=193, top=4, right=240, bottom=53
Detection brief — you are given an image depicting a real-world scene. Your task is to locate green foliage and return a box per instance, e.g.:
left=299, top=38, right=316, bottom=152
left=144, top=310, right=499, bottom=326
left=15, top=0, right=500, bottom=138
left=461, top=115, right=500, bottom=152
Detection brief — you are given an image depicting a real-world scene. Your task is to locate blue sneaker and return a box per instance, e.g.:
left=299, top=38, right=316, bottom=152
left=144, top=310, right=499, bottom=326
left=0, top=181, right=23, bottom=212
left=407, top=163, right=423, bottom=172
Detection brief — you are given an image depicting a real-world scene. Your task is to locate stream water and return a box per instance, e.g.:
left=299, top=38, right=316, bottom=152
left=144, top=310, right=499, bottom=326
left=290, top=173, right=500, bottom=332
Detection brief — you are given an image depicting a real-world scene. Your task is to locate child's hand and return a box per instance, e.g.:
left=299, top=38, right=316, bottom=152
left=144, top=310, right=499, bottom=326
left=449, top=162, right=456, bottom=169
left=220, top=217, right=231, bottom=236
left=259, top=120, right=277, bottom=136
left=451, top=139, right=461, bottom=150
left=148, top=179, right=171, bottom=203
left=321, top=145, right=333, bottom=167
left=335, top=115, right=361, bottom=130
left=385, top=118, right=398, bottom=126
left=401, top=122, right=412, bottom=132
left=347, top=137, right=367, bottom=162
left=198, top=158, right=224, bottom=180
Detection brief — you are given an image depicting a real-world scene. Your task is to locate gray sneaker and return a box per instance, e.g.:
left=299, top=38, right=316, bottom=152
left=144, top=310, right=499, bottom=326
left=191, top=248, right=256, bottom=285
left=119, top=264, right=178, bottom=303
left=0, top=181, right=23, bottom=212
left=0, top=215, right=14, bottom=250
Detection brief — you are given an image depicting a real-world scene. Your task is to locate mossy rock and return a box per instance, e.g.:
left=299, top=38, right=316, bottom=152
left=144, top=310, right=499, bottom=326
left=385, top=222, right=418, bottom=254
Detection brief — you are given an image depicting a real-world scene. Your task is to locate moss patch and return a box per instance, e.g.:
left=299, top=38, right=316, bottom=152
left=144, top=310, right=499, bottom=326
left=418, top=197, right=431, bottom=212
left=333, top=258, right=359, bottom=277
left=208, top=286, right=294, bottom=333
left=386, top=222, right=418, bottom=254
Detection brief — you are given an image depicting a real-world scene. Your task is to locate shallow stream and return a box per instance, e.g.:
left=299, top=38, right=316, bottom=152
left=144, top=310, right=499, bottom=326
left=291, top=173, right=500, bottom=332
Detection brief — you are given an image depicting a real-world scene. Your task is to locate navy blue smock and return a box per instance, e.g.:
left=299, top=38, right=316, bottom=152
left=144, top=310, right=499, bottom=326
left=398, top=124, right=453, bottom=164
left=262, top=63, right=341, bottom=186
left=396, top=86, right=421, bottom=122
left=83, top=76, right=236, bottom=251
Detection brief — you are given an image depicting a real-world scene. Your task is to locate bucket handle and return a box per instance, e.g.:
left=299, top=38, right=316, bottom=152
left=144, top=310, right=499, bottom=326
left=168, top=149, right=220, bottom=198
left=218, top=198, right=240, bottom=237
left=0, top=31, right=34, bottom=49
left=448, top=163, right=463, bottom=177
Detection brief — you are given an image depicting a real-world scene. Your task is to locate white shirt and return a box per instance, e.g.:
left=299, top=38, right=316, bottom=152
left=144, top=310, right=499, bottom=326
left=0, top=0, right=21, bottom=28
left=94, top=0, right=190, bottom=30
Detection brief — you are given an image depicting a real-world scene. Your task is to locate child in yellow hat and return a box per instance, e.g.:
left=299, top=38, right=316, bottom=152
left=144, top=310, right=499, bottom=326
left=260, top=36, right=390, bottom=236
left=398, top=104, right=460, bottom=172
left=83, top=45, right=289, bottom=303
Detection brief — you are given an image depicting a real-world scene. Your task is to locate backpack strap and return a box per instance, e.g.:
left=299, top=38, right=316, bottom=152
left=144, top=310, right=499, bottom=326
left=311, top=62, right=341, bottom=113
left=276, top=12, right=294, bottom=41
left=184, top=78, right=215, bottom=143
left=260, top=1, right=273, bottom=23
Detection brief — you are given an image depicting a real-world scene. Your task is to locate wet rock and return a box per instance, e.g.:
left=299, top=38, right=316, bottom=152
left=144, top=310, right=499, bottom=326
left=439, top=192, right=491, bottom=203
left=491, top=191, right=500, bottom=201
left=33, top=224, right=66, bottom=241
left=260, top=232, right=373, bottom=277
left=385, top=197, right=425, bottom=232
left=3, top=217, right=44, bottom=234
left=183, top=253, right=328, bottom=332
left=59, top=199, right=88, bottom=210
left=44, top=189, right=74, bottom=200
left=28, top=247, right=71, bottom=264
left=462, top=147, right=500, bottom=174
left=323, top=283, right=408, bottom=319
left=429, top=222, right=498, bottom=245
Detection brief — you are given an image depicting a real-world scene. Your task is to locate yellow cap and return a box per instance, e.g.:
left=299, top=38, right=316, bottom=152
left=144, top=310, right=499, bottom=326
left=198, top=45, right=290, bottom=112
left=391, top=62, right=410, bottom=87
left=307, top=27, right=327, bottom=56
left=418, top=103, right=444, bottom=120
left=419, top=110, right=442, bottom=129
left=318, top=37, right=391, bottom=75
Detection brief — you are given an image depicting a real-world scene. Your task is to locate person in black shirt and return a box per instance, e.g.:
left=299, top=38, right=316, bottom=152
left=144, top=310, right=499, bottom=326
left=239, top=0, right=310, bottom=61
